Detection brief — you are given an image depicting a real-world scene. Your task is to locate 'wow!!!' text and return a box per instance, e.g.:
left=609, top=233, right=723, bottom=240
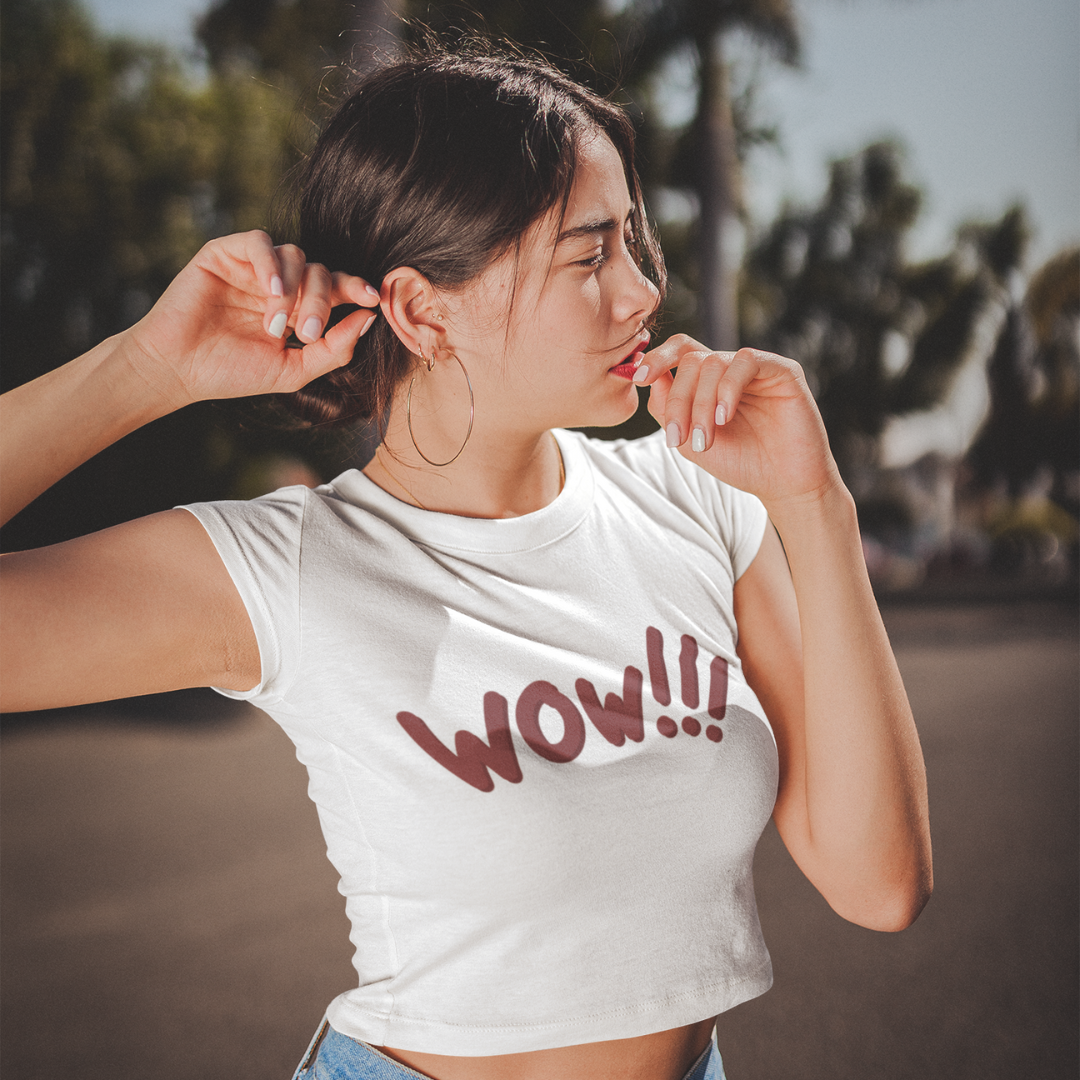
left=397, top=626, right=730, bottom=792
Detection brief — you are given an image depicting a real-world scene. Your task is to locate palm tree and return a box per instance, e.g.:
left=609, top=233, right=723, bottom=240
left=620, top=0, right=799, bottom=349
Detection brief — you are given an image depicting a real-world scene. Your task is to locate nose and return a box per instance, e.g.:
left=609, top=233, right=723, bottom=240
left=613, top=250, right=660, bottom=326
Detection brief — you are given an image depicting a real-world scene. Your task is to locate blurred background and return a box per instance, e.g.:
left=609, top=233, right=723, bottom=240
left=1, top=1, right=1077, bottom=1077
left=2, top=0, right=1077, bottom=592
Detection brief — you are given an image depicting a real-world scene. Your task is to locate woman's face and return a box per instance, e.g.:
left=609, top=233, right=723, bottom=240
left=441, top=132, right=660, bottom=437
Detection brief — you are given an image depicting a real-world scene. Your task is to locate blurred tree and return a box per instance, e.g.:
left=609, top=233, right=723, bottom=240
left=742, top=142, right=1026, bottom=521
left=618, top=0, right=799, bottom=349
left=411, top=0, right=618, bottom=87
left=967, top=247, right=1080, bottom=512
left=197, top=0, right=406, bottom=91
left=0, top=0, right=329, bottom=550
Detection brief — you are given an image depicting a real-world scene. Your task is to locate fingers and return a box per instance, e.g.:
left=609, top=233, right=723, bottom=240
left=202, top=232, right=381, bottom=343
left=268, top=243, right=380, bottom=343
left=638, top=339, right=788, bottom=452
left=230, top=229, right=286, bottom=306
left=664, top=351, right=729, bottom=450
left=637, top=334, right=733, bottom=451
left=283, top=305, right=378, bottom=389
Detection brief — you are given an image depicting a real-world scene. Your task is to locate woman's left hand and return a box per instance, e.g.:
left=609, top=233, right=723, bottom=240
left=636, top=335, right=842, bottom=510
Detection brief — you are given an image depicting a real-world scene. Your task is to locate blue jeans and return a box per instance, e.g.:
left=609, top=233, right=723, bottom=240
left=291, top=1019, right=727, bottom=1080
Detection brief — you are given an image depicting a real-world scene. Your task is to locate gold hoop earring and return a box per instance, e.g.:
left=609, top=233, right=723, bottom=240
left=418, top=345, right=435, bottom=372
left=407, top=352, right=474, bottom=467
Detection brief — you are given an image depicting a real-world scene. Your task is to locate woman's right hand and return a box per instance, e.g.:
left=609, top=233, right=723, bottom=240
left=122, top=230, right=380, bottom=409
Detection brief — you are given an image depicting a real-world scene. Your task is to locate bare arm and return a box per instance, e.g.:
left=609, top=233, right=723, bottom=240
left=1, top=231, right=378, bottom=711
left=0, top=510, right=259, bottom=711
left=641, top=338, right=932, bottom=931
left=734, top=515, right=931, bottom=930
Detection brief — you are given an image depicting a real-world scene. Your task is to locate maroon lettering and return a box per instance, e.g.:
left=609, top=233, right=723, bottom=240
left=646, top=626, right=671, bottom=706
left=516, top=681, right=586, bottom=763
left=679, top=635, right=700, bottom=709
left=575, top=667, right=644, bottom=746
left=708, top=656, right=729, bottom=721
left=396, top=692, right=523, bottom=793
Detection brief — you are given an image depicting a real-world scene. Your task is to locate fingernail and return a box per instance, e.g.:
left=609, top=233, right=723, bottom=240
left=268, top=311, right=288, bottom=338
left=365, top=284, right=381, bottom=300
left=360, top=311, right=376, bottom=336
left=692, top=427, right=706, bottom=453
left=632, top=364, right=650, bottom=384
left=302, top=316, right=322, bottom=342
left=665, top=422, right=681, bottom=448
left=270, top=275, right=284, bottom=298
left=715, top=402, right=727, bottom=426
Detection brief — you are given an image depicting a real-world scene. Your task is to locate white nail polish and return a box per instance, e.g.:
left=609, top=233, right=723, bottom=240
left=302, top=316, right=322, bottom=342
left=269, top=311, right=288, bottom=338
left=715, top=402, right=727, bottom=426
left=270, top=275, right=284, bottom=298
left=665, top=422, right=680, bottom=448
left=692, top=427, right=706, bottom=453
left=632, top=364, right=650, bottom=384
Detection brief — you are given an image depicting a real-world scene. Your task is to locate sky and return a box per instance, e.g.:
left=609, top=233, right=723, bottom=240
left=83, top=0, right=1079, bottom=271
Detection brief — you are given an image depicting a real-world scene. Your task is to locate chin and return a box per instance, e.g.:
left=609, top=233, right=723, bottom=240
left=599, top=385, right=643, bottom=427
left=553, top=381, right=641, bottom=431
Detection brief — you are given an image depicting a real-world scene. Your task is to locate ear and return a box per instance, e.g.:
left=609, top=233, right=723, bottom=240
left=379, top=267, right=446, bottom=359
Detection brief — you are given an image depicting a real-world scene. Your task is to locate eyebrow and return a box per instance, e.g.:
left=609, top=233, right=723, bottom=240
left=556, top=216, right=623, bottom=245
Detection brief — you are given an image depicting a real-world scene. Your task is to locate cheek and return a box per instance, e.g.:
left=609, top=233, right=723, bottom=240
left=538, top=283, right=604, bottom=347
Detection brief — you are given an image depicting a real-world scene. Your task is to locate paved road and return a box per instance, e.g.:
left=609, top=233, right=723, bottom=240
left=2, top=601, right=1077, bottom=1079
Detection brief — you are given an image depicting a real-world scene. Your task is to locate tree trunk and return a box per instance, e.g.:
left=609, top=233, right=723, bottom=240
left=695, top=31, right=742, bottom=351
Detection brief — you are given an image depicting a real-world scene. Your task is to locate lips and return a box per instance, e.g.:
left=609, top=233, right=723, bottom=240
left=609, top=337, right=650, bottom=380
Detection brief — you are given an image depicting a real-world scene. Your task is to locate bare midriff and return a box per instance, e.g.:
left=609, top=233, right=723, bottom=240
left=378, top=1016, right=718, bottom=1080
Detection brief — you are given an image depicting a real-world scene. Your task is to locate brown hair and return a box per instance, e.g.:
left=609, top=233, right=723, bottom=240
left=283, top=40, right=665, bottom=429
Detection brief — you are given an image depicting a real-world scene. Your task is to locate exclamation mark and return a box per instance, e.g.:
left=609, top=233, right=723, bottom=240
left=648, top=628, right=727, bottom=745
left=648, top=626, right=678, bottom=737
left=679, top=635, right=702, bottom=736
left=646, top=627, right=670, bottom=706
left=706, top=656, right=728, bottom=742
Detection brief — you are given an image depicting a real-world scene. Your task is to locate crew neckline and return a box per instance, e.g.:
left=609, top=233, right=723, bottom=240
left=325, top=429, right=594, bottom=555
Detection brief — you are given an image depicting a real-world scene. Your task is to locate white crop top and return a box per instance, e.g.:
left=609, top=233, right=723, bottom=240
left=183, top=428, right=778, bottom=1056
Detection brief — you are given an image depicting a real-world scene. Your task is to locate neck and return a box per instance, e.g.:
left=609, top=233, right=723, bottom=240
left=364, top=409, right=565, bottom=519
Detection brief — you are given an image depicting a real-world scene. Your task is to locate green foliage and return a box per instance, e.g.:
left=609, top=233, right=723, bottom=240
left=0, top=0, right=320, bottom=549
left=742, top=142, right=1027, bottom=487
left=968, top=247, right=1080, bottom=510
left=1, top=0, right=298, bottom=378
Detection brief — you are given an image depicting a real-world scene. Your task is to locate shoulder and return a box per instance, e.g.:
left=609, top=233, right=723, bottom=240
left=561, top=429, right=768, bottom=577
left=182, top=482, right=312, bottom=543
left=563, top=427, right=760, bottom=516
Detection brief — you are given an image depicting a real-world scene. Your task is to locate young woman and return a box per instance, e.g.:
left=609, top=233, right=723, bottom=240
left=0, top=46, right=931, bottom=1080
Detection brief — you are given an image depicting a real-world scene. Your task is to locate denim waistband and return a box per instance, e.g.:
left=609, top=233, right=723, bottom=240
left=292, top=1020, right=726, bottom=1080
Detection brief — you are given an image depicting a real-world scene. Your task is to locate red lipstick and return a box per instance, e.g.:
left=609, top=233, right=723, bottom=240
left=609, top=339, right=649, bottom=380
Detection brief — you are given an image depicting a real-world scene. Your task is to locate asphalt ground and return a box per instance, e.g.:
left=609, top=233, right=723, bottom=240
left=2, top=601, right=1077, bottom=1079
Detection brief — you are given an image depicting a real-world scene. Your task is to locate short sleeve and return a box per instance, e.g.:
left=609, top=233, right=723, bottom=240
left=179, top=487, right=308, bottom=704
left=592, top=430, right=768, bottom=580
left=723, top=483, right=769, bottom=580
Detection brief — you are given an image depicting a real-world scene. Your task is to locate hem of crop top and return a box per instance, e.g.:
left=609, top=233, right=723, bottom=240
left=323, top=961, right=773, bottom=1057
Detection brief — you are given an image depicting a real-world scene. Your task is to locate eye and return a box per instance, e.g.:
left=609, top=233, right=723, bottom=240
left=577, top=251, right=608, bottom=269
